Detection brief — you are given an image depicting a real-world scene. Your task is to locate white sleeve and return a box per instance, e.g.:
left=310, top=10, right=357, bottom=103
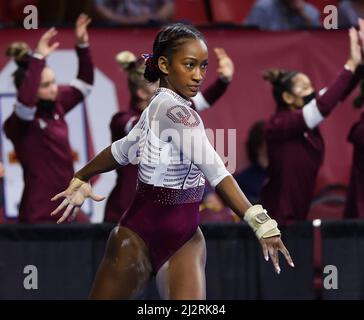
left=189, top=128, right=232, bottom=187
left=190, top=92, right=211, bottom=112
left=302, top=99, right=324, bottom=129
left=111, top=110, right=145, bottom=166
left=302, top=88, right=327, bottom=129
left=14, top=101, right=37, bottom=121
left=154, top=104, right=231, bottom=188
left=124, top=115, right=139, bottom=134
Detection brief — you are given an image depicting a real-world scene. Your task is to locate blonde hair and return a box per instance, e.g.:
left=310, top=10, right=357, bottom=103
left=5, top=41, right=31, bottom=89
left=115, top=50, right=150, bottom=98
left=5, top=41, right=30, bottom=63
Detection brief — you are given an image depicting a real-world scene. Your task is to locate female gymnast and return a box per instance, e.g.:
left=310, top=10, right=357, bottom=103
left=104, top=48, right=234, bottom=222
left=51, top=23, right=293, bottom=300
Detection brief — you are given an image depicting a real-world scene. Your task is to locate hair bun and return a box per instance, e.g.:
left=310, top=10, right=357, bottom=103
left=262, top=69, right=283, bottom=84
left=115, top=51, right=137, bottom=71
left=5, top=42, right=30, bottom=64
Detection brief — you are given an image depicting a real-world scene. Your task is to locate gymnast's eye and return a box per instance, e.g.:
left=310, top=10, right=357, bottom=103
left=201, top=62, right=208, bottom=70
left=185, top=63, right=195, bottom=70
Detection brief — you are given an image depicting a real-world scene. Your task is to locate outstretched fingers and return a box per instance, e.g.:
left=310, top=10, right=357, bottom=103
left=278, top=242, right=295, bottom=268
left=57, top=204, right=75, bottom=224
left=269, top=246, right=280, bottom=274
left=90, top=192, right=106, bottom=202
left=50, top=198, right=69, bottom=216
left=349, top=27, right=360, bottom=49
left=261, top=237, right=295, bottom=274
left=214, top=47, right=226, bottom=60
left=260, top=240, right=269, bottom=262
left=358, top=18, right=364, bottom=47
left=49, top=42, right=60, bottom=53
left=51, top=190, right=67, bottom=202
left=358, top=18, right=364, bottom=34
left=76, top=13, right=91, bottom=28
left=42, top=27, right=58, bottom=41
left=83, top=16, right=92, bottom=27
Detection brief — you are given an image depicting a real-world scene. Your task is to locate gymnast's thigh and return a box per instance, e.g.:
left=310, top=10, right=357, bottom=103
left=90, top=225, right=153, bottom=300
left=156, top=227, right=207, bottom=300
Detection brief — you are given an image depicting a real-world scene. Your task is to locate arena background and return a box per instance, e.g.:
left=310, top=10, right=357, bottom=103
left=1, top=0, right=363, bottom=298
left=0, top=28, right=358, bottom=221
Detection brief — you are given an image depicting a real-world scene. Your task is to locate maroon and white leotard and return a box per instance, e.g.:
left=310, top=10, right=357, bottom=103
left=111, top=87, right=231, bottom=272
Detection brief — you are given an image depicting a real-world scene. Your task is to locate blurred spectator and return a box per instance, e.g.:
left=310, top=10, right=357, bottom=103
left=234, top=121, right=268, bottom=204
left=3, top=15, right=93, bottom=223
left=260, top=26, right=362, bottom=225
left=338, top=0, right=364, bottom=28
left=243, top=0, right=321, bottom=30
left=93, top=0, right=175, bottom=26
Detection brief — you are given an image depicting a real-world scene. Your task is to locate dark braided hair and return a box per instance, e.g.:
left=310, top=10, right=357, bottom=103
left=263, top=69, right=299, bottom=109
left=144, top=23, right=207, bottom=82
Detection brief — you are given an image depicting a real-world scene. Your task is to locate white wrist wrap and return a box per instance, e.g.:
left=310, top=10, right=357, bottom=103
left=244, top=205, right=281, bottom=239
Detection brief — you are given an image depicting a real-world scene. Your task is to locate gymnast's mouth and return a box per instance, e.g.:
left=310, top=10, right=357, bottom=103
left=187, top=85, right=200, bottom=92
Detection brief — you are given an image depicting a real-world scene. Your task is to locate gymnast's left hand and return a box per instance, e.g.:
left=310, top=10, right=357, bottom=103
left=259, top=236, right=294, bottom=274
left=50, top=177, right=105, bottom=224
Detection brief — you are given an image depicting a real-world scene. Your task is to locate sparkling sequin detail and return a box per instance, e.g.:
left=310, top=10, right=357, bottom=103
left=136, top=180, right=204, bottom=205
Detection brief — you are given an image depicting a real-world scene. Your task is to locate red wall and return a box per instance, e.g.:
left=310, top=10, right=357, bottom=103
left=0, top=28, right=359, bottom=191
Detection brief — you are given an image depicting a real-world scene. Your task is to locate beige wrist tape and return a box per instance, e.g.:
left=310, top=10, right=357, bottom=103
left=70, top=177, right=87, bottom=189
left=243, top=204, right=281, bottom=239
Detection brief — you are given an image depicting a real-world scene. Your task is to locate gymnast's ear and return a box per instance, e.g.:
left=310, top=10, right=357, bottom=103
left=158, top=56, right=169, bottom=75
left=282, top=91, right=295, bottom=105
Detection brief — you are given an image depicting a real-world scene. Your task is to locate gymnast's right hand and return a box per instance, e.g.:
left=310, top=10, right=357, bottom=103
left=50, top=177, right=105, bottom=224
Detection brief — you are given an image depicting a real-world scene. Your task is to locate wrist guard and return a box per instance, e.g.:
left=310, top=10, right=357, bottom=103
left=244, top=205, right=281, bottom=239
